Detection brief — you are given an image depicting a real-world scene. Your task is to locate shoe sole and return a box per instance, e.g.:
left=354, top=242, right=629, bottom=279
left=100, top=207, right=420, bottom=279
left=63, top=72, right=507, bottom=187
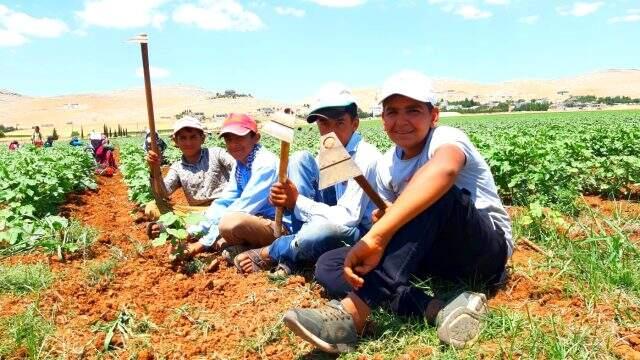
left=437, top=294, right=486, bottom=349
left=283, top=311, right=354, bottom=354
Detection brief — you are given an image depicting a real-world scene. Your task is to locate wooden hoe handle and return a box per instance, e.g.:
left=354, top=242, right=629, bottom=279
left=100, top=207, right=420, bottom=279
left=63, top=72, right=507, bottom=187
left=354, top=175, right=387, bottom=211
left=275, top=141, right=290, bottom=237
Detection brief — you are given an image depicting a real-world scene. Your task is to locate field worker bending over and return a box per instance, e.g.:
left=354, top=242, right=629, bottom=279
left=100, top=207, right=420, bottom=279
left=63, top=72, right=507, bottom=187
left=282, top=71, right=513, bottom=353
left=146, top=116, right=234, bottom=231
left=233, top=85, right=382, bottom=278
left=181, top=113, right=286, bottom=259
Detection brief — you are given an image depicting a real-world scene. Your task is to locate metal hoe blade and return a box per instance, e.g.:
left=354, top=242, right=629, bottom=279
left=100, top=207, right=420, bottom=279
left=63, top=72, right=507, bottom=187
left=261, top=111, right=295, bottom=143
left=318, top=132, right=363, bottom=190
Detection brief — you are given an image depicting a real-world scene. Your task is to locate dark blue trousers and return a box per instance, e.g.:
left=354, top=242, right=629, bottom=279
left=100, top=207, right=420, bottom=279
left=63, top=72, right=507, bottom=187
left=314, top=186, right=508, bottom=318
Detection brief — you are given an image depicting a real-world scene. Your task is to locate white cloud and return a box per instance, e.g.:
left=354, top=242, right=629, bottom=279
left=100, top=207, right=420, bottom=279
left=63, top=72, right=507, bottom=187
left=485, top=0, right=509, bottom=5
left=519, top=15, right=539, bottom=24
left=173, top=0, right=264, bottom=31
left=76, top=0, right=168, bottom=29
left=309, top=0, right=366, bottom=7
left=0, top=29, right=26, bottom=46
left=136, top=65, right=170, bottom=79
left=0, top=4, right=69, bottom=47
left=275, top=6, right=305, bottom=17
left=609, top=8, right=640, bottom=23
left=428, top=1, right=492, bottom=20
left=455, top=5, right=492, bottom=19
left=557, top=2, right=604, bottom=17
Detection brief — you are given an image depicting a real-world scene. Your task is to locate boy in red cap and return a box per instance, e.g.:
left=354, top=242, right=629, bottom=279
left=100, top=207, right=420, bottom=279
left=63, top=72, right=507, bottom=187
left=184, top=113, right=284, bottom=258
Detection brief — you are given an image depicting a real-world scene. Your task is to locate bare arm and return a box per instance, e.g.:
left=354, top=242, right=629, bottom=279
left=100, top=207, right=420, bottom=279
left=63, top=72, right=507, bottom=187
left=344, top=144, right=466, bottom=288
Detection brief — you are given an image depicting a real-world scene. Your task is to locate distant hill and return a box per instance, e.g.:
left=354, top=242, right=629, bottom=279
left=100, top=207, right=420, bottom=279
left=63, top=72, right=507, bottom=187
left=2, top=69, right=640, bottom=137
left=0, top=85, right=283, bottom=137
left=0, top=89, right=25, bottom=103
left=348, top=69, right=640, bottom=112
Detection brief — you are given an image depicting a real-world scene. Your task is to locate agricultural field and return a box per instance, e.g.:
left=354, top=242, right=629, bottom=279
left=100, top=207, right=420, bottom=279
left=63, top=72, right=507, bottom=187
left=1, top=110, right=639, bottom=359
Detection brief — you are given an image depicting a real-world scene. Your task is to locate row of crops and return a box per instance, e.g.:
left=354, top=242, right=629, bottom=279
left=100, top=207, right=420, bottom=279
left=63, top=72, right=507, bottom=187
left=117, top=110, right=640, bottom=212
left=0, top=145, right=98, bottom=258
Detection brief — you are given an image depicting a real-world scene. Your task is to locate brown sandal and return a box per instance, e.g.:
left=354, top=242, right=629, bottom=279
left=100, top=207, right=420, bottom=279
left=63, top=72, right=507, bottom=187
left=233, top=248, right=275, bottom=274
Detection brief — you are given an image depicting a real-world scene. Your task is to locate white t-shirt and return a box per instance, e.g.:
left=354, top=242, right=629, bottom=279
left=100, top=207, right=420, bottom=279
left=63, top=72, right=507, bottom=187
left=376, top=125, right=513, bottom=257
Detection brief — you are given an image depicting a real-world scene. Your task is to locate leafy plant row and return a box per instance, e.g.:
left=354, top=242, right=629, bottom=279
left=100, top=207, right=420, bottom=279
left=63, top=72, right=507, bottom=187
left=0, top=145, right=98, bottom=257
left=117, top=110, right=640, bottom=211
left=118, top=142, right=155, bottom=205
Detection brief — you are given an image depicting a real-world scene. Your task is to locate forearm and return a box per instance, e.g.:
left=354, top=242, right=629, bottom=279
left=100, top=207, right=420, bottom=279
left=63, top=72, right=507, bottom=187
left=366, top=163, right=459, bottom=247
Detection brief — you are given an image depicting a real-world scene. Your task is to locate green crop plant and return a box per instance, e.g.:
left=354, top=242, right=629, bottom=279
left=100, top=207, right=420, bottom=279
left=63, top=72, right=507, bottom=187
left=150, top=211, right=205, bottom=263
left=0, top=145, right=96, bottom=256
left=37, top=217, right=99, bottom=261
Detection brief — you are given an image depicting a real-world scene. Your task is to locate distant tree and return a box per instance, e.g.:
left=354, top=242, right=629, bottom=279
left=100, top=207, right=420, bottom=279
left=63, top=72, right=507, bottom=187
left=71, top=130, right=80, bottom=137
left=52, top=128, right=59, bottom=140
left=103, top=124, right=108, bottom=136
left=80, top=126, right=84, bottom=139
left=357, top=107, right=372, bottom=119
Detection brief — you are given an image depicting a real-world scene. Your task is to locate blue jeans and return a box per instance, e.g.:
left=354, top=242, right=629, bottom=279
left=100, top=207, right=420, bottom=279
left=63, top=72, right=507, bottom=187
left=269, top=220, right=361, bottom=268
left=315, top=186, right=508, bottom=317
left=270, top=151, right=358, bottom=269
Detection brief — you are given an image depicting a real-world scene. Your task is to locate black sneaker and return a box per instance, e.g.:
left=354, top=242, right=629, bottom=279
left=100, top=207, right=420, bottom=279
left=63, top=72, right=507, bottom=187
left=283, top=300, right=358, bottom=353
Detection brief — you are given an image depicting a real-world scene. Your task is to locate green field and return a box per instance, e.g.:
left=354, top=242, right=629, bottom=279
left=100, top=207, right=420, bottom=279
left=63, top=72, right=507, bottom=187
left=1, top=110, right=639, bottom=359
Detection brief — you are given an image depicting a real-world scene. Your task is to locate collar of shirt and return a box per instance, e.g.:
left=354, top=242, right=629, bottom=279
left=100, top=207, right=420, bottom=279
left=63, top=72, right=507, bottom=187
left=181, top=149, right=207, bottom=167
left=235, top=143, right=262, bottom=190
left=344, top=131, right=362, bottom=156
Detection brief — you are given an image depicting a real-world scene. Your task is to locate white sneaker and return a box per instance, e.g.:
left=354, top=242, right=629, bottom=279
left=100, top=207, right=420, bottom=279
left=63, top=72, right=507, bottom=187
left=435, top=291, right=487, bottom=349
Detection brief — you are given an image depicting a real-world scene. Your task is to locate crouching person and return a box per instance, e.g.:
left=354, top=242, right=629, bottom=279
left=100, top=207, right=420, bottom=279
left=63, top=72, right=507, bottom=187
left=183, top=113, right=285, bottom=260
left=282, top=71, right=513, bottom=352
left=233, top=85, right=382, bottom=277
left=145, top=116, right=234, bottom=230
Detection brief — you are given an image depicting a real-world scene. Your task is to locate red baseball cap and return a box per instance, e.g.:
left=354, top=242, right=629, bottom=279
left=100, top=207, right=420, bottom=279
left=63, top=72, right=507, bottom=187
left=219, top=113, right=258, bottom=137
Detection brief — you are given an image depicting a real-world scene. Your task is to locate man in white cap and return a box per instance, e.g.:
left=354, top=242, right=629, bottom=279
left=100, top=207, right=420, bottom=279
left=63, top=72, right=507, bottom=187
left=146, top=116, right=234, bottom=236
left=233, top=83, right=382, bottom=278
left=282, top=71, right=513, bottom=352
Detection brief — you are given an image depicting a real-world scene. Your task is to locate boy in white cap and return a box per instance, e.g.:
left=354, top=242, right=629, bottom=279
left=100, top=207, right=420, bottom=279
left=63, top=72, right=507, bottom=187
left=146, top=116, right=234, bottom=236
left=233, top=84, right=382, bottom=275
left=184, top=113, right=284, bottom=258
left=282, top=71, right=513, bottom=352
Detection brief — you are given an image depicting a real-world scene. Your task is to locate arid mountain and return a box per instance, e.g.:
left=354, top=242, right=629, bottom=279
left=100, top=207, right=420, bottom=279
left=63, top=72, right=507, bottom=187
left=2, top=69, right=640, bottom=137
left=350, top=69, right=640, bottom=112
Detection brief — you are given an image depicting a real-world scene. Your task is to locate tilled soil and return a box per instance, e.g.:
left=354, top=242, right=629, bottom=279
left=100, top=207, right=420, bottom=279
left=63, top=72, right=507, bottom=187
left=1, top=173, right=322, bottom=359
left=1, top=174, right=639, bottom=359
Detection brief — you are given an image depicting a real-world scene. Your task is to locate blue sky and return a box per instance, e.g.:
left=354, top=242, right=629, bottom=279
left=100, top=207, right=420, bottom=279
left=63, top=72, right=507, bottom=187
left=1, top=0, right=638, bottom=101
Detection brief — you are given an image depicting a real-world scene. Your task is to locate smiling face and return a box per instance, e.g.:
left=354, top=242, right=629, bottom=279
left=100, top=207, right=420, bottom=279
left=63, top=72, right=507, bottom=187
left=382, top=95, right=439, bottom=158
left=222, top=131, right=260, bottom=163
left=173, top=127, right=205, bottom=160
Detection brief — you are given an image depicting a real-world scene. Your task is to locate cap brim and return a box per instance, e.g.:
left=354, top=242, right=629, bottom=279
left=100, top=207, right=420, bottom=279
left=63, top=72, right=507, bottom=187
left=378, top=92, right=434, bottom=105
left=219, top=124, right=252, bottom=137
left=172, top=126, right=203, bottom=135
left=306, top=105, right=352, bottom=123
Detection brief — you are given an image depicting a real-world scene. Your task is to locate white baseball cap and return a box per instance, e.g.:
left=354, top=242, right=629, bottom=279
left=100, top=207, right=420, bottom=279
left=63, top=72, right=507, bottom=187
left=306, top=82, right=357, bottom=123
left=172, top=116, right=203, bottom=135
left=377, top=70, right=437, bottom=105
